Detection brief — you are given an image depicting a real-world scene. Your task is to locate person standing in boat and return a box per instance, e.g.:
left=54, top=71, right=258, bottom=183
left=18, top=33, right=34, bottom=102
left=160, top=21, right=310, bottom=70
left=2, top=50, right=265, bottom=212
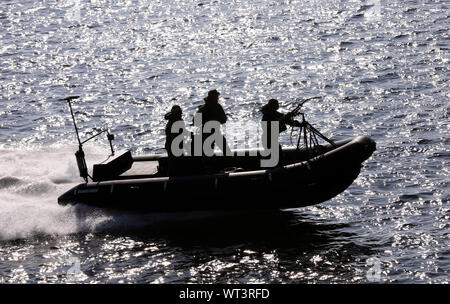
left=193, top=89, right=231, bottom=156
left=261, top=98, right=301, bottom=164
left=164, top=105, right=187, bottom=175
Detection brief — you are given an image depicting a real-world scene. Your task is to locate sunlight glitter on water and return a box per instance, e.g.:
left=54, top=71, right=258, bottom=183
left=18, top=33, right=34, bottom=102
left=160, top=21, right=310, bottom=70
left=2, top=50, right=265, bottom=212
left=0, top=0, right=448, bottom=283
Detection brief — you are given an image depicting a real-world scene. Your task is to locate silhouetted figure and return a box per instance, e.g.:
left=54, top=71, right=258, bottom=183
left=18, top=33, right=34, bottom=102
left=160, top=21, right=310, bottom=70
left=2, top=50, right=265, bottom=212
left=261, top=99, right=300, bottom=162
left=164, top=105, right=186, bottom=175
left=195, top=89, right=229, bottom=155
left=198, top=89, right=227, bottom=124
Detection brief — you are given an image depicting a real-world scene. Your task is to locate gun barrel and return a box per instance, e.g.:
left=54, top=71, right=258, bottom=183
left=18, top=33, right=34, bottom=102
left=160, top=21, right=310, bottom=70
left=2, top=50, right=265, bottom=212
left=290, top=96, right=322, bottom=115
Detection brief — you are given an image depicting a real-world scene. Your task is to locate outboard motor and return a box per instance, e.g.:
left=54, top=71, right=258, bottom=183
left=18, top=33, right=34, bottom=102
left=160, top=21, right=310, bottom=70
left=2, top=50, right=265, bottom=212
left=75, top=148, right=88, bottom=182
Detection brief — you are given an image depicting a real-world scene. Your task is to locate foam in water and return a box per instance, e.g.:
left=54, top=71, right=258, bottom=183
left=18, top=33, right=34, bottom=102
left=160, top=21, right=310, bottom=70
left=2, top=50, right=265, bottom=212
left=0, top=145, right=111, bottom=240
left=0, top=145, right=223, bottom=241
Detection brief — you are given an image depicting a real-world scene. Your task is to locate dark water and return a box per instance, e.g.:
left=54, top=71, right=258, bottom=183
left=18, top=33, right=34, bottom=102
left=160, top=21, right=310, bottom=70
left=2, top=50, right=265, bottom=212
left=0, top=0, right=448, bottom=283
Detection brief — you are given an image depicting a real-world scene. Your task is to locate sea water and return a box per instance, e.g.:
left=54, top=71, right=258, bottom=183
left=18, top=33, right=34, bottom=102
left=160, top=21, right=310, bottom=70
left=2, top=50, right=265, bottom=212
left=0, top=0, right=448, bottom=283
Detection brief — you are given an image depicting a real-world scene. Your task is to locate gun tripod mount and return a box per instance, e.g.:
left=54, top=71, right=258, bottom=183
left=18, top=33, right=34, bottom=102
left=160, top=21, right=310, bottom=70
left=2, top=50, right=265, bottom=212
left=294, top=112, right=336, bottom=154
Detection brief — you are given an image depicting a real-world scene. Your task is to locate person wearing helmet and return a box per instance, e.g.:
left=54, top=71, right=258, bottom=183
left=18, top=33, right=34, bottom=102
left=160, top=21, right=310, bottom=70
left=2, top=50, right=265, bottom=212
left=164, top=105, right=186, bottom=175
left=261, top=98, right=300, bottom=163
left=194, top=89, right=230, bottom=157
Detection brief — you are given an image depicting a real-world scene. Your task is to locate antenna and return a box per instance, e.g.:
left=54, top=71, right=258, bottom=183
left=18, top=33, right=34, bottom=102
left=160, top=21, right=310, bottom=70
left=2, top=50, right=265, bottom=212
left=62, top=96, right=89, bottom=183
left=64, top=96, right=81, bottom=146
left=62, top=96, right=116, bottom=183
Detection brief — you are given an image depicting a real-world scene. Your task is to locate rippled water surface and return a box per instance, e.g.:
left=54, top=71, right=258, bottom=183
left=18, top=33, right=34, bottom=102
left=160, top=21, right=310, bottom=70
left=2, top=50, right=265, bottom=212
left=0, top=0, right=449, bottom=283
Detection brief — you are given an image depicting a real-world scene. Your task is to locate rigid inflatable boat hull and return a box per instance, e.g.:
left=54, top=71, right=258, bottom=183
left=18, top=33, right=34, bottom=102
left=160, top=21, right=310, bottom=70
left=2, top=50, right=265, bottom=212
left=58, top=136, right=375, bottom=212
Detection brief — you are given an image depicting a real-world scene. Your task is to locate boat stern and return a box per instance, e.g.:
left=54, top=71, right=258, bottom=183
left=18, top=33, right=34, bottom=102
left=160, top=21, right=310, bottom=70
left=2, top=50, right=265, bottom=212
left=57, top=185, right=79, bottom=206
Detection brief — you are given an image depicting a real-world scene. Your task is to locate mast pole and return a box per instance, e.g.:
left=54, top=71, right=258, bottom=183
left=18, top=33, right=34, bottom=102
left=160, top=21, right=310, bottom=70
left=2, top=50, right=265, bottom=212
left=67, top=98, right=82, bottom=147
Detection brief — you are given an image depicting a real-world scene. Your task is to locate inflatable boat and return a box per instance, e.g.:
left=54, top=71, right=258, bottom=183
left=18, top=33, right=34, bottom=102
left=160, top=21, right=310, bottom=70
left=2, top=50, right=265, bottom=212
left=58, top=136, right=376, bottom=212
left=57, top=96, right=376, bottom=212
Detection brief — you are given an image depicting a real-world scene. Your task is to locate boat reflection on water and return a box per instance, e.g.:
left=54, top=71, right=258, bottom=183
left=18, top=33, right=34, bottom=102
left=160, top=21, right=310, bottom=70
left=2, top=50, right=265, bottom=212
left=68, top=206, right=377, bottom=283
